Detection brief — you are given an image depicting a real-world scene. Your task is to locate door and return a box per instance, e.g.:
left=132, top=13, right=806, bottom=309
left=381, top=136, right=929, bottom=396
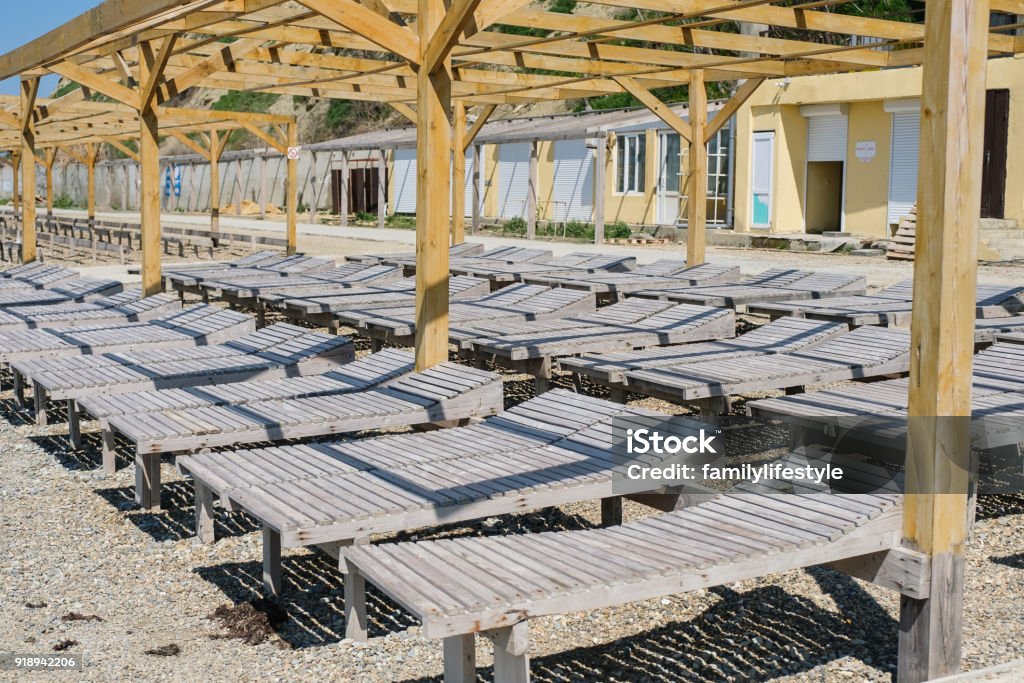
left=497, top=143, right=531, bottom=219
left=805, top=114, right=848, bottom=232
left=391, top=148, right=417, bottom=213
left=751, top=131, right=774, bottom=228
left=657, top=132, right=682, bottom=225
left=981, top=89, right=1009, bottom=219
left=551, top=139, right=594, bottom=222
left=887, top=111, right=920, bottom=227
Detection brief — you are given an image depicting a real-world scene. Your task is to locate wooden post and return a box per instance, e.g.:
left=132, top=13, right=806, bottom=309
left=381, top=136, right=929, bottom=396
left=377, top=149, right=386, bottom=229
left=258, top=151, right=268, bottom=219
left=209, top=130, right=222, bottom=244
left=138, top=76, right=162, bottom=296
left=11, top=152, right=19, bottom=215
left=20, top=77, right=39, bottom=263
left=527, top=140, right=538, bottom=240
left=307, top=151, right=318, bottom=224
left=452, top=101, right=467, bottom=245
left=286, top=123, right=298, bottom=255
left=339, top=150, right=349, bottom=227
left=414, top=0, right=452, bottom=371
left=687, top=69, right=708, bottom=266
left=85, top=143, right=98, bottom=224
left=897, top=2, right=989, bottom=682
left=594, top=136, right=606, bottom=245
left=472, top=144, right=481, bottom=233
left=234, top=158, right=243, bottom=216
left=44, top=149, right=56, bottom=217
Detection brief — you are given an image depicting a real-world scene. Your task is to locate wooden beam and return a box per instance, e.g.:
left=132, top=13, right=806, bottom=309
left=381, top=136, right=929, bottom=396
left=705, top=77, right=764, bottom=142
left=527, top=139, right=537, bottom=239
left=238, top=120, right=289, bottom=154
left=157, top=38, right=263, bottom=102
left=138, top=38, right=166, bottom=297
left=593, top=136, right=606, bottom=245
left=48, top=61, right=141, bottom=109
left=378, top=149, right=387, bottom=229
left=423, top=0, right=484, bottom=73
left=286, top=122, right=298, bottom=255
left=85, top=143, right=98, bottom=221
left=414, top=0, right=452, bottom=371
left=44, top=148, right=56, bottom=216
left=209, top=129, right=222, bottom=239
left=296, top=0, right=421, bottom=64
left=462, top=104, right=495, bottom=151
left=138, top=34, right=179, bottom=110
left=390, top=102, right=417, bottom=124
left=686, top=69, right=708, bottom=266
left=898, top=1, right=990, bottom=681
left=20, top=78, right=39, bottom=263
left=10, top=151, right=19, bottom=214
left=452, top=101, right=467, bottom=245
left=100, top=136, right=139, bottom=163
left=614, top=76, right=692, bottom=141
left=167, top=130, right=210, bottom=159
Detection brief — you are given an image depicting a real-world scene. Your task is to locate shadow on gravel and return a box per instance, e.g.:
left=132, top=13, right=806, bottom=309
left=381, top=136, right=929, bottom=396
left=195, top=552, right=418, bottom=648
left=400, top=579, right=895, bottom=683
left=976, top=494, right=1024, bottom=520
left=0, top=395, right=38, bottom=427
left=94, top=480, right=261, bottom=542
left=28, top=433, right=101, bottom=471
left=990, top=552, right=1024, bottom=570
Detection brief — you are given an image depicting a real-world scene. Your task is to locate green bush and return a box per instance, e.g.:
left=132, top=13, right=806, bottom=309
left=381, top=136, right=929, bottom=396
left=0, top=198, right=9, bottom=206
left=563, top=220, right=593, bottom=239
left=53, top=195, right=78, bottom=210
left=503, top=216, right=528, bottom=235
left=385, top=213, right=417, bottom=229
left=354, top=211, right=376, bottom=222
left=605, top=221, right=632, bottom=239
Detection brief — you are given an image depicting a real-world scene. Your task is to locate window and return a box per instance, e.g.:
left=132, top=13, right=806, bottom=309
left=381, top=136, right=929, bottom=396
left=616, top=134, right=646, bottom=194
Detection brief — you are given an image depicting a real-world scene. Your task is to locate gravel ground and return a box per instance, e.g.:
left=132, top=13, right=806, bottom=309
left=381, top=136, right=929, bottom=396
left=1, top=237, right=1023, bottom=682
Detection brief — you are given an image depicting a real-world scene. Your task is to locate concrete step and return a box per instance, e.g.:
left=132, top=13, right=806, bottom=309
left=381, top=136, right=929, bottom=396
left=980, top=217, right=1020, bottom=231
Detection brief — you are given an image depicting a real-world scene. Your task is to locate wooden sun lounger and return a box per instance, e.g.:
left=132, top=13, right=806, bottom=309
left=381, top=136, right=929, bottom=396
left=974, top=316, right=1024, bottom=343
left=344, top=451, right=907, bottom=682
left=749, top=282, right=1024, bottom=326
left=269, top=276, right=491, bottom=328
left=0, top=289, right=180, bottom=331
left=521, top=261, right=742, bottom=301
left=12, top=324, right=354, bottom=432
left=100, top=358, right=503, bottom=509
left=997, top=331, right=1024, bottom=344
left=461, top=299, right=737, bottom=391
left=161, top=250, right=284, bottom=273
left=629, top=269, right=867, bottom=310
left=177, top=389, right=688, bottom=608
left=1, top=261, right=72, bottom=280
left=621, top=325, right=911, bottom=414
left=448, top=252, right=636, bottom=288
left=0, top=264, right=79, bottom=290
left=345, top=241, right=484, bottom=265
left=385, top=245, right=553, bottom=275
left=201, top=264, right=403, bottom=310
left=333, top=285, right=597, bottom=347
left=0, top=278, right=123, bottom=307
left=167, top=255, right=336, bottom=297
left=559, top=317, right=848, bottom=389
left=0, top=305, right=253, bottom=366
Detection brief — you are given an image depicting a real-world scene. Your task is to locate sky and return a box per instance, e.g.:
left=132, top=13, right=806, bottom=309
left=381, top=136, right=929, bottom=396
left=0, top=2, right=100, bottom=97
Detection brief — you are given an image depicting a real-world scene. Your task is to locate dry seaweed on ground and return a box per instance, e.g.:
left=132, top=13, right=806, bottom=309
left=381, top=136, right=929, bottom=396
left=53, top=639, right=78, bottom=651
left=207, top=600, right=288, bottom=647
left=145, top=644, right=181, bottom=657
left=61, top=612, right=103, bottom=623
left=24, top=601, right=47, bottom=609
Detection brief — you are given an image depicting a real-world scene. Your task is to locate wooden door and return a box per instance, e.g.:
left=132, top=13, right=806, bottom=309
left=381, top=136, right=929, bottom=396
left=981, top=89, right=1009, bottom=219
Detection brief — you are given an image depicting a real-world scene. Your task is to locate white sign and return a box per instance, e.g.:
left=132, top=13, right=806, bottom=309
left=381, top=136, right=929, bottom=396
left=287, top=146, right=301, bottom=160
left=855, top=140, right=876, bottom=162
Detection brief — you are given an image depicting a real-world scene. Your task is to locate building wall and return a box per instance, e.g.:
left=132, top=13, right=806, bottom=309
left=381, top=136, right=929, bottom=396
left=733, top=56, right=1024, bottom=238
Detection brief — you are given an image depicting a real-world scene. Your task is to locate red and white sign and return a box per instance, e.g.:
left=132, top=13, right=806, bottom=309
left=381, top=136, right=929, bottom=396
left=287, top=146, right=301, bottom=160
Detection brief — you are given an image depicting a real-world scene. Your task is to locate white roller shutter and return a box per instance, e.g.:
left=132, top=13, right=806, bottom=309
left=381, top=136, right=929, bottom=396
left=392, top=148, right=417, bottom=213
left=887, top=112, right=920, bottom=226
left=807, top=115, right=848, bottom=162
left=497, top=143, right=530, bottom=219
left=550, top=140, right=594, bottom=222
left=463, top=148, right=477, bottom=218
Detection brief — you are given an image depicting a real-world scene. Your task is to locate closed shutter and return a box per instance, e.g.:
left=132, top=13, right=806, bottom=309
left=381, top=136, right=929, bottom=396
left=807, top=115, right=848, bottom=162
left=497, top=143, right=530, bottom=219
left=888, top=112, right=920, bottom=225
left=551, top=140, right=594, bottom=222
left=392, top=148, right=416, bottom=213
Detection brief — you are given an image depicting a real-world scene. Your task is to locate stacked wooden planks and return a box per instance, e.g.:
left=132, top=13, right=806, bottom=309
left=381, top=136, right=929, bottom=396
left=885, top=207, right=916, bottom=260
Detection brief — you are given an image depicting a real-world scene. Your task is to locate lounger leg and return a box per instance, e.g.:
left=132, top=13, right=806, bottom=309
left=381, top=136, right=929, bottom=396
left=256, top=302, right=267, bottom=328
left=195, top=481, right=216, bottom=544
left=531, top=358, right=552, bottom=396
left=67, top=400, right=82, bottom=449
left=100, top=421, right=118, bottom=474
left=487, top=623, right=531, bottom=683
left=263, top=526, right=283, bottom=597
left=370, top=338, right=383, bottom=353
left=601, top=496, right=623, bottom=527
left=442, top=634, right=476, bottom=683
left=33, top=381, right=47, bottom=427
left=785, top=385, right=805, bottom=396
left=342, top=558, right=368, bottom=642
left=608, top=387, right=627, bottom=404
left=135, top=452, right=161, bottom=511
left=12, top=370, right=24, bottom=407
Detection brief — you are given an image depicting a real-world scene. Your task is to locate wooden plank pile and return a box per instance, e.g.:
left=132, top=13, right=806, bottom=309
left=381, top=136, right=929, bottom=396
left=886, top=206, right=916, bottom=260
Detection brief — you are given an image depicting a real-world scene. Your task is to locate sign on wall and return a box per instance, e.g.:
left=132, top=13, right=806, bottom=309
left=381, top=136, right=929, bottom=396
left=855, top=141, right=877, bottom=162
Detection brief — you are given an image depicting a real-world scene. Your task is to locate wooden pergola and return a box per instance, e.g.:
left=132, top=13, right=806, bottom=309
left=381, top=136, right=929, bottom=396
left=0, top=95, right=297, bottom=257
left=0, top=1, right=1020, bottom=679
